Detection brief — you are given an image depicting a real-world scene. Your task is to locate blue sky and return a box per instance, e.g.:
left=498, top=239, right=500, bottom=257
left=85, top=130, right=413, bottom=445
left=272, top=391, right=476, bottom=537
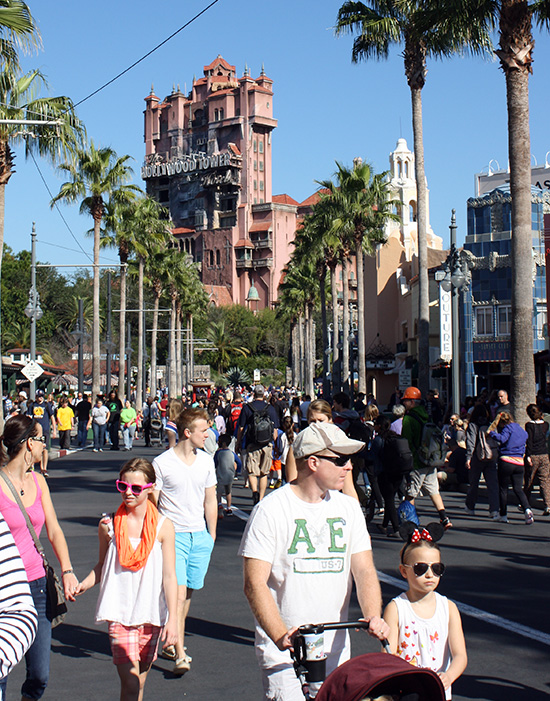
left=5, top=0, right=550, bottom=272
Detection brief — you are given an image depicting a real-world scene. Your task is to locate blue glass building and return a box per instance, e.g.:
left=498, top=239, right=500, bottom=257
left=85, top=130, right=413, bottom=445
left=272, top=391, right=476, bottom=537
left=461, top=185, right=548, bottom=397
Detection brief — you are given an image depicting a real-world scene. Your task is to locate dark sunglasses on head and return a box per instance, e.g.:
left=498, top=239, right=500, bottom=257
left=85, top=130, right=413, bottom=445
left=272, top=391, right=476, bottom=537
left=116, top=480, right=154, bottom=496
left=404, top=562, right=445, bottom=577
left=318, top=454, right=350, bottom=467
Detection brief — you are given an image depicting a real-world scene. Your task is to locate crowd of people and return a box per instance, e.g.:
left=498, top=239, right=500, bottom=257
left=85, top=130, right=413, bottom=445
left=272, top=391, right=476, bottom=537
left=0, top=379, right=548, bottom=699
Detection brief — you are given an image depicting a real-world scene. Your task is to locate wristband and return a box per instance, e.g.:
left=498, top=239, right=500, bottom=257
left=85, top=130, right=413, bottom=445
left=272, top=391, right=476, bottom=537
left=62, top=569, right=74, bottom=576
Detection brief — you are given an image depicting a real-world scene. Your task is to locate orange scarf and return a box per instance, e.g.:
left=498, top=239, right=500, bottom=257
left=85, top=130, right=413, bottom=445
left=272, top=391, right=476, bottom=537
left=114, top=500, right=159, bottom=571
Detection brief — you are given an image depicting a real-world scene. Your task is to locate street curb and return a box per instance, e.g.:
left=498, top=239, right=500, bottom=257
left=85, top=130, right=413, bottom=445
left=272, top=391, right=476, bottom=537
left=48, top=446, right=89, bottom=460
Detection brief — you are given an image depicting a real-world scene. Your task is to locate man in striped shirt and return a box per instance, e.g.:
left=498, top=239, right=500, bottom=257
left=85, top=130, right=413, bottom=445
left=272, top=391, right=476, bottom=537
left=0, top=513, right=38, bottom=699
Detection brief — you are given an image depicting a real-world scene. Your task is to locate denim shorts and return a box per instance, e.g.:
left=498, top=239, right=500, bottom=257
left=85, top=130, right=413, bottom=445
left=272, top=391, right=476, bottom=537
left=174, top=530, right=214, bottom=590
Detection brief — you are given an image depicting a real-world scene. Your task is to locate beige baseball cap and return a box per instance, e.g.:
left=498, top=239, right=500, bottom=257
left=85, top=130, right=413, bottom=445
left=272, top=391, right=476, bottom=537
left=293, top=422, right=365, bottom=459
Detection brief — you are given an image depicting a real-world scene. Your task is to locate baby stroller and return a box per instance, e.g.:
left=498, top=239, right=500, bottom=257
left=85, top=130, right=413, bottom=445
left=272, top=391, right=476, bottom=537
left=292, top=620, right=445, bottom=701
left=149, top=417, right=163, bottom=447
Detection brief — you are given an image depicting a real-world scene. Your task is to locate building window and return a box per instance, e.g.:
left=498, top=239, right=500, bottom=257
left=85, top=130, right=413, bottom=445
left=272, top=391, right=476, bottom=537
left=259, top=161, right=264, bottom=172
left=404, top=161, right=409, bottom=178
left=214, top=109, right=219, bottom=121
left=220, top=108, right=224, bottom=120
left=159, top=190, right=169, bottom=203
left=254, top=160, right=257, bottom=171
left=497, top=305, right=511, bottom=336
left=253, top=140, right=257, bottom=152
left=259, top=181, right=264, bottom=191
left=537, top=309, right=547, bottom=339
left=216, top=250, right=220, bottom=266
left=260, top=198, right=264, bottom=204
left=259, top=141, right=264, bottom=153
left=409, top=200, right=417, bottom=223
left=475, top=306, right=493, bottom=337
left=209, top=250, right=214, bottom=267
left=254, top=180, right=257, bottom=190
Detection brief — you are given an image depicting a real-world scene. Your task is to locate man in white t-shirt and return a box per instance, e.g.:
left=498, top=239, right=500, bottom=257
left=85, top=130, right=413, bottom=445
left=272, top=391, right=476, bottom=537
left=153, top=408, right=217, bottom=676
left=239, top=422, right=390, bottom=700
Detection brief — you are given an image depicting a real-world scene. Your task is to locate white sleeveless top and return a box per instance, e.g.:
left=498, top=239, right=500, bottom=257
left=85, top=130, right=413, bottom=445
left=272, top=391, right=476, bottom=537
left=393, top=592, right=452, bottom=699
left=95, top=515, right=168, bottom=627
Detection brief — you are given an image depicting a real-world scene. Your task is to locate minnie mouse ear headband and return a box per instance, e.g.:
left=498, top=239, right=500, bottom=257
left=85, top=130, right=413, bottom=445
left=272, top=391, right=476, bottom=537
left=399, top=522, right=444, bottom=563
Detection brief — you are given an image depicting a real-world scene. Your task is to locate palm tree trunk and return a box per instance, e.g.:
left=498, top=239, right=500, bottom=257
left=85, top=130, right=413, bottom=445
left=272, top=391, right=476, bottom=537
left=342, top=256, right=350, bottom=393
left=319, top=262, right=330, bottom=398
left=291, top=321, right=299, bottom=387
left=185, top=313, right=191, bottom=390
left=118, top=262, right=127, bottom=401
left=169, top=293, right=177, bottom=398
left=330, top=263, right=340, bottom=394
left=0, top=181, right=6, bottom=427
left=307, top=302, right=315, bottom=397
left=136, top=257, right=144, bottom=411
left=176, top=304, right=182, bottom=397
left=411, top=85, right=430, bottom=396
left=151, top=293, right=160, bottom=397
left=189, top=314, right=194, bottom=388
left=501, top=0, right=536, bottom=418
left=298, top=313, right=305, bottom=390
left=304, top=304, right=311, bottom=396
left=355, top=239, right=367, bottom=395
left=92, top=216, right=101, bottom=399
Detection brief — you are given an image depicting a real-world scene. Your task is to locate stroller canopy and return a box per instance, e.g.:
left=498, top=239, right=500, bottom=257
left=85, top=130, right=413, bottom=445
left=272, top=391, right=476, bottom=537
left=315, top=653, right=446, bottom=701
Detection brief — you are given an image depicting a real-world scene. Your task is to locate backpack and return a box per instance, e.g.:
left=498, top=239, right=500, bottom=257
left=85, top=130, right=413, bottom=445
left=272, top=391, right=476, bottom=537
left=397, top=500, right=420, bottom=526
left=476, top=426, right=497, bottom=461
left=409, top=413, right=446, bottom=468
left=249, top=404, right=274, bottom=447
left=346, top=418, right=374, bottom=461
left=228, top=403, right=243, bottom=433
left=383, top=433, right=414, bottom=475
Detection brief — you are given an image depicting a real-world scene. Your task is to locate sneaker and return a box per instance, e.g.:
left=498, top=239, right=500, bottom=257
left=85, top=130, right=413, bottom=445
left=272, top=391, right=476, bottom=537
left=274, top=479, right=282, bottom=489
left=173, top=654, right=192, bottom=676
left=224, top=507, right=233, bottom=515
left=441, top=517, right=453, bottom=530
left=93, top=449, right=98, bottom=453
left=464, top=506, right=475, bottom=516
left=489, top=511, right=500, bottom=519
left=160, top=645, right=177, bottom=661
left=497, top=515, right=508, bottom=523
left=525, top=509, right=534, bottom=525
left=517, top=504, right=525, bottom=513
left=542, top=508, right=550, bottom=516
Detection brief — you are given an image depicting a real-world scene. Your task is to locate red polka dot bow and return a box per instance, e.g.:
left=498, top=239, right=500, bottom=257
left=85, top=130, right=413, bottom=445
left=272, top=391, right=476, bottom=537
left=411, top=528, right=432, bottom=543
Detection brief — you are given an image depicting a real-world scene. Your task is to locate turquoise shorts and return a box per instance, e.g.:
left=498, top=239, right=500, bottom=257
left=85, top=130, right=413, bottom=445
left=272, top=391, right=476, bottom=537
left=175, top=530, right=214, bottom=590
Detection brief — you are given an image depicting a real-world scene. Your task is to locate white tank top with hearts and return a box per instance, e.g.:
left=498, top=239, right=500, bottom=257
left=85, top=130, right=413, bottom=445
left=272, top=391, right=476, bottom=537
left=393, top=591, right=452, bottom=699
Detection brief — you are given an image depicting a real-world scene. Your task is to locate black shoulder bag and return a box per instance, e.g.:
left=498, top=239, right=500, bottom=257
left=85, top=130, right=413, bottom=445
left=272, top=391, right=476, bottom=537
left=0, top=471, right=67, bottom=627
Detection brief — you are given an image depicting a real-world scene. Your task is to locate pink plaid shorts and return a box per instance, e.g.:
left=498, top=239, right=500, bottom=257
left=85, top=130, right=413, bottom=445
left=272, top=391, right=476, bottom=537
left=108, top=622, right=162, bottom=666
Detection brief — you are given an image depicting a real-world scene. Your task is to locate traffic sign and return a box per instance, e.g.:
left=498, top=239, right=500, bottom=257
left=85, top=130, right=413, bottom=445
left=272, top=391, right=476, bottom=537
left=21, top=360, right=44, bottom=382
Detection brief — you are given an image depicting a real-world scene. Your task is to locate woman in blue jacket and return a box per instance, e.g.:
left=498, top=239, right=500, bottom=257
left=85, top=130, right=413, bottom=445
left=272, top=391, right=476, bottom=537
left=489, top=411, right=533, bottom=524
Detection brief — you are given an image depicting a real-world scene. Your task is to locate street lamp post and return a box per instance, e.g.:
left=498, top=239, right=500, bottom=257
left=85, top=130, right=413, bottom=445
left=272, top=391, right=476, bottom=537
left=439, top=210, right=472, bottom=414
left=24, top=223, right=43, bottom=399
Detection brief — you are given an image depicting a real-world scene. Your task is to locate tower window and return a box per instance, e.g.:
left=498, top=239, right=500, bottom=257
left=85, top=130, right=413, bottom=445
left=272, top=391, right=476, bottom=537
left=259, top=141, right=264, bottom=153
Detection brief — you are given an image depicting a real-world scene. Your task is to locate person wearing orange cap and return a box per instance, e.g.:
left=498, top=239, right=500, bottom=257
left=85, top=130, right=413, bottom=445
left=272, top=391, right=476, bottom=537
left=401, top=387, right=452, bottom=530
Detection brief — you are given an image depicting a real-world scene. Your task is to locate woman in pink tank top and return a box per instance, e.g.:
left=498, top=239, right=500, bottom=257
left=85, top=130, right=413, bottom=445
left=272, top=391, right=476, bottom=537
left=0, top=415, right=78, bottom=700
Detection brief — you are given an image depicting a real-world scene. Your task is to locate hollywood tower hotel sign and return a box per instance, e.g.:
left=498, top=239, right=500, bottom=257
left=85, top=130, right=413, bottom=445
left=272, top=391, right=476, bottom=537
left=142, top=55, right=299, bottom=308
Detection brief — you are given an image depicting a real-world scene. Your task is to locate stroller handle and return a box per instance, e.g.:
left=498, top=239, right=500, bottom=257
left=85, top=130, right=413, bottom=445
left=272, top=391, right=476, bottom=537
left=296, top=620, right=391, bottom=653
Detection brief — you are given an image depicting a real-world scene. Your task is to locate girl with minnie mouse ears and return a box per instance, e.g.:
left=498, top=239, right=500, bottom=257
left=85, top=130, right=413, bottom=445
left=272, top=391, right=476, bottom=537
left=383, top=522, right=467, bottom=699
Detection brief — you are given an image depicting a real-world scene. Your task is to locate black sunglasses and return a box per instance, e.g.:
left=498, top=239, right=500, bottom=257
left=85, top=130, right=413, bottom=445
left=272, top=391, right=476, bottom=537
left=318, top=454, right=350, bottom=467
left=404, top=562, right=445, bottom=577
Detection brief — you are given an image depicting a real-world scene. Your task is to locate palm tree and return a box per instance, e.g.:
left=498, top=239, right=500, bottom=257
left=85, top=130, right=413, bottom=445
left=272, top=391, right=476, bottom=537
left=336, top=0, right=490, bottom=395
left=319, top=160, right=398, bottom=395
left=0, top=0, right=39, bottom=70
left=51, top=142, right=140, bottom=399
left=124, top=196, right=171, bottom=408
left=143, top=241, right=171, bottom=397
left=492, top=0, right=548, bottom=417
left=206, top=320, right=250, bottom=373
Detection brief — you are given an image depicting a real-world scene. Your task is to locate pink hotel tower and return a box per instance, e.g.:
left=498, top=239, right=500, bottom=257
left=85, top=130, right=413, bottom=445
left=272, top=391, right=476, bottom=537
left=142, top=55, right=303, bottom=309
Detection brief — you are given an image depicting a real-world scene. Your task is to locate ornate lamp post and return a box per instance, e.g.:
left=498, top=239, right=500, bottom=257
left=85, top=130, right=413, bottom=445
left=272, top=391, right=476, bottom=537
left=24, top=224, right=43, bottom=399
left=439, top=210, right=472, bottom=414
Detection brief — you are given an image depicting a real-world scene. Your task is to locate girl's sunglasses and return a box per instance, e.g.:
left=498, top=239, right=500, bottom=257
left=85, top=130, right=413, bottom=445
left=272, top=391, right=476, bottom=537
left=403, top=562, right=445, bottom=577
left=116, top=480, right=154, bottom=496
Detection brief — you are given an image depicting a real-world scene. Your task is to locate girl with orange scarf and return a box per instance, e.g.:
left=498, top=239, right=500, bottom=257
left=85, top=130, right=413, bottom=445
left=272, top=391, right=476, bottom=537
left=77, top=458, right=177, bottom=700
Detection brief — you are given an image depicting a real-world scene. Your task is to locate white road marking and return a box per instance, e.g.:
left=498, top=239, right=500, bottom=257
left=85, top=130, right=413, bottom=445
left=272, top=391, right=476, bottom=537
left=377, top=571, right=550, bottom=647
left=234, top=506, right=550, bottom=647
